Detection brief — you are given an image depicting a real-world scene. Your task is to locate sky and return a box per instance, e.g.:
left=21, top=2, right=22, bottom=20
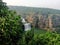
left=3, top=0, right=60, bottom=9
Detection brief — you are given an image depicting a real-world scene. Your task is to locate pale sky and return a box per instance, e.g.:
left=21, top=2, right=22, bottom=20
left=3, top=0, right=60, bottom=9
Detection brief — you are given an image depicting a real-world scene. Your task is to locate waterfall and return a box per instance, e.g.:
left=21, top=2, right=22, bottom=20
left=24, top=23, right=31, bottom=31
left=21, top=17, right=31, bottom=31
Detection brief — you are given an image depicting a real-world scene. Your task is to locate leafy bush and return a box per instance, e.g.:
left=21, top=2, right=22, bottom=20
left=0, top=0, right=24, bottom=45
left=24, top=31, right=60, bottom=45
left=0, top=10, right=24, bottom=45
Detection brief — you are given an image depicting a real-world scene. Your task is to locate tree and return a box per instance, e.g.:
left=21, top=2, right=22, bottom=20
left=0, top=0, right=8, bottom=17
left=0, top=0, right=24, bottom=45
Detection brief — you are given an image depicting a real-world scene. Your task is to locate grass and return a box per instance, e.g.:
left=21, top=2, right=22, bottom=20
left=34, top=28, right=47, bottom=35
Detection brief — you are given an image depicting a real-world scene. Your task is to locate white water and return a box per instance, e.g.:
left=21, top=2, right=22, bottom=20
left=24, top=23, right=31, bottom=31
left=21, top=17, right=31, bottom=31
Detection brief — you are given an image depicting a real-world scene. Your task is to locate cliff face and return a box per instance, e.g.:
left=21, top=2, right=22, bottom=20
left=25, top=14, right=60, bottom=30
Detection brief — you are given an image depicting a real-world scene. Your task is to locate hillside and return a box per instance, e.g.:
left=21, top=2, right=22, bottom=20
left=8, top=6, right=60, bottom=15
left=8, top=6, right=60, bottom=30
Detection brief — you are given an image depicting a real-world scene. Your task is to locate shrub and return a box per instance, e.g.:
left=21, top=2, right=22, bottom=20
left=24, top=30, right=60, bottom=45
left=0, top=0, right=24, bottom=45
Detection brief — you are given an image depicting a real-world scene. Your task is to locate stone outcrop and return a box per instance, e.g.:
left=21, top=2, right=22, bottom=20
left=25, top=14, right=60, bottom=30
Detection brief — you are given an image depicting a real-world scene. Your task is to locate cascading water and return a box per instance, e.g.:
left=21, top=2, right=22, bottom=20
left=21, top=17, right=31, bottom=31
left=24, top=23, right=31, bottom=31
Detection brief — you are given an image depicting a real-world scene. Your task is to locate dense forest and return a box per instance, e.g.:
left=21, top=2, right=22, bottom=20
left=9, top=6, right=60, bottom=15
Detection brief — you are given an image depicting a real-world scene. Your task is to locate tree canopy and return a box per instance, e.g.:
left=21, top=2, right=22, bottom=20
left=0, top=0, right=24, bottom=45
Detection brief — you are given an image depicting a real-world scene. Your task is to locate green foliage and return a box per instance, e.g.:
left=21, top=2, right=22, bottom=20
left=25, top=29, right=34, bottom=45
left=34, top=31, right=60, bottom=45
left=0, top=0, right=8, bottom=17
left=0, top=0, right=24, bottom=45
left=19, top=29, right=34, bottom=45
left=23, top=30, right=60, bottom=45
left=0, top=11, right=24, bottom=45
